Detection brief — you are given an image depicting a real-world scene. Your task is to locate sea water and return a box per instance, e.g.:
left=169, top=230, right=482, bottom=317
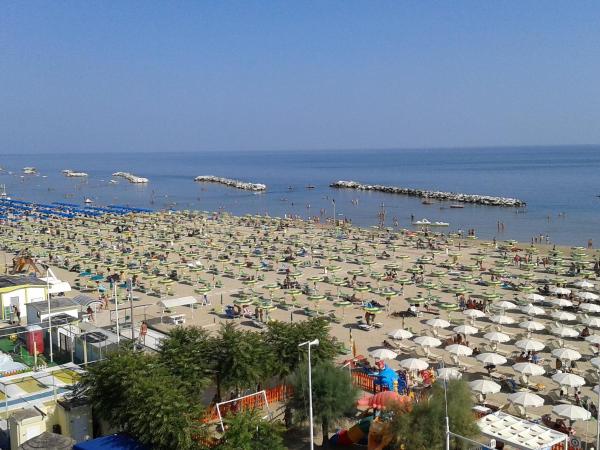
left=1, top=146, right=599, bottom=246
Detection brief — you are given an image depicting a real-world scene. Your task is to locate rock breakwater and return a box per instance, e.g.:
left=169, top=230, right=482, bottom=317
left=194, top=176, right=266, bottom=191
left=330, top=180, right=525, bottom=207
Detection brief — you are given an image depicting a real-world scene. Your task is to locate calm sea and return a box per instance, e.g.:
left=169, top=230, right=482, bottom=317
left=1, top=147, right=599, bottom=246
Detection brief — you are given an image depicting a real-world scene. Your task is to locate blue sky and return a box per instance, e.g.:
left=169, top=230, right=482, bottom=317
left=2, top=1, right=600, bottom=153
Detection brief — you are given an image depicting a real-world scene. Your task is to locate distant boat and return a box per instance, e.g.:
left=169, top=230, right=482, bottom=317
left=22, top=167, right=37, bottom=175
left=84, top=198, right=93, bottom=204
left=450, top=204, right=464, bottom=209
left=422, top=199, right=434, bottom=205
left=306, top=185, right=316, bottom=189
left=63, top=169, right=88, bottom=177
left=0, top=184, right=10, bottom=200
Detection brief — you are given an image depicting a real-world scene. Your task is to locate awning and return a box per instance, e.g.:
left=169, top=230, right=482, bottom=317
left=478, top=411, right=568, bottom=450
left=72, top=294, right=102, bottom=308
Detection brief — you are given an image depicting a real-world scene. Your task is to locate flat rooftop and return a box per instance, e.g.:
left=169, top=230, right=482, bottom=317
left=0, top=276, right=45, bottom=289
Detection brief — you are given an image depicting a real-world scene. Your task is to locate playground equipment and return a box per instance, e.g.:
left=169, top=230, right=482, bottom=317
left=329, top=415, right=395, bottom=449
left=11, top=251, right=42, bottom=276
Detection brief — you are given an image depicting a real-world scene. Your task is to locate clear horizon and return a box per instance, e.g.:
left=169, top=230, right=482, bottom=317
left=3, top=2, right=600, bottom=154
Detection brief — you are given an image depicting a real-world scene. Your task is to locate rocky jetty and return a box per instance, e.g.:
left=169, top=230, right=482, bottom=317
left=112, top=172, right=149, bottom=183
left=330, top=180, right=525, bottom=207
left=194, top=176, right=266, bottom=191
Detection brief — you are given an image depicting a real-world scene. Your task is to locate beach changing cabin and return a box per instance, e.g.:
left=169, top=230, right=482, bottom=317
left=0, top=276, right=47, bottom=324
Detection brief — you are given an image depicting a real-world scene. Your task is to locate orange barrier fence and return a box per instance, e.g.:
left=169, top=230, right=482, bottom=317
left=205, top=384, right=293, bottom=422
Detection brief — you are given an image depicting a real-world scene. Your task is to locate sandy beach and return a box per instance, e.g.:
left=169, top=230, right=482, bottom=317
left=1, top=210, right=600, bottom=445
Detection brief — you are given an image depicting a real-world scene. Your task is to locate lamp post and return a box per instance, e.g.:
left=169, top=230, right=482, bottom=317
left=46, top=268, right=53, bottom=363
left=299, top=338, right=319, bottom=450
left=596, top=384, right=600, bottom=450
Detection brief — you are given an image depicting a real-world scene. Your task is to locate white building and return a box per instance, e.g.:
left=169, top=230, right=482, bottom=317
left=0, top=276, right=47, bottom=323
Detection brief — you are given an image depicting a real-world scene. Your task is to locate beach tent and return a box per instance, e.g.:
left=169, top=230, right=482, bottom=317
left=73, top=434, right=150, bottom=450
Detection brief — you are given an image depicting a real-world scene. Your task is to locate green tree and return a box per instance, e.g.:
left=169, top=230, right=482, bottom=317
left=80, top=349, right=206, bottom=450
left=390, top=379, right=479, bottom=450
left=213, top=322, right=275, bottom=398
left=265, top=317, right=340, bottom=379
left=288, top=361, right=359, bottom=448
left=158, top=326, right=215, bottom=397
left=216, top=409, right=285, bottom=450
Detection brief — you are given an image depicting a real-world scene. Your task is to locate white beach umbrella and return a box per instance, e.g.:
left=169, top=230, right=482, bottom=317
left=508, top=391, right=544, bottom=408
left=521, top=304, right=545, bottom=316
left=388, top=328, right=413, bottom=340
left=550, top=325, right=579, bottom=338
left=426, top=318, right=451, bottom=329
left=399, top=357, right=428, bottom=371
left=413, top=336, right=442, bottom=348
left=453, top=324, right=479, bottom=335
left=483, top=331, right=510, bottom=343
left=515, top=339, right=545, bottom=352
left=519, top=320, right=545, bottom=332
left=525, top=293, right=545, bottom=303
left=551, top=310, right=577, bottom=322
left=512, top=362, right=545, bottom=376
left=369, top=348, right=398, bottom=360
left=551, top=372, right=585, bottom=388
left=496, top=301, right=518, bottom=310
left=445, top=344, right=473, bottom=356
left=584, top=317, right=600, bottom=328
left=437, top=367, right=462, bottom=380
left=552, top=404, right=591, bottom=421
left=590, top=357, right=600, bottom=369
left=549, top=298, right=573, bottom=308
left=574, top=280, right=594, bottom=289
left=585, top=335, right=600, bottom=345
left=551, top=287, right=571, bottom=296
left=579, top=303, right=600, bottom=313
left=476, top=353, right=507, bottom=366
left=469, top=379, right=501, bottom=394
left=551, top=348, right=582, bottom=361
left=490, top=315, right=515, bottom=325
left=577, top=292, right=599, bottom=301
left=463, top=309, right=485, bottom=319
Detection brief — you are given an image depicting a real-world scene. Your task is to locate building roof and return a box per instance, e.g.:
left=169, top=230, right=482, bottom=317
left=27, top=298, right=78, bottom=314
left=478, top=411, right=568, bottom=450
left=0, top=276, right=45, bottom=289
left=19, top=431, right=75, bottom=450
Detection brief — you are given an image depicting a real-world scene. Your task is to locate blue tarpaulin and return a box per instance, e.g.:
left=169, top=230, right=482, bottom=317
left=73, top=434, right=150, bottom=450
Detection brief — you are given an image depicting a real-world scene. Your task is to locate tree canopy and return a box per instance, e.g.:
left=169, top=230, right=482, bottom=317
left=288, top=360, right=359, bottom=447
left=216, top=409, right=285, bottom=450
left=390, top=379, right=479, bottom=450
left=264, top=317, right=340, bottom=378
left=81, top=349, right=206, bottom=450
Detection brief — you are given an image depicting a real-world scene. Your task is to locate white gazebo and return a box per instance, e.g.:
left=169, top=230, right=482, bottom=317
left=158, top=296, right=198, bottom=323
left=478, top=412, right=568, bottom=450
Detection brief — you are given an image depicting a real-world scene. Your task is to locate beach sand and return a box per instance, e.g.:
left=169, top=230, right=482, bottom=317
left=1, top=211, right=599, bottom=446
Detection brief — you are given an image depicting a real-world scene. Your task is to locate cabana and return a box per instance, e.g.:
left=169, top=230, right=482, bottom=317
left=158, top=296, right=197, bottom=324
left=477, top=412, right=568, bottom=449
